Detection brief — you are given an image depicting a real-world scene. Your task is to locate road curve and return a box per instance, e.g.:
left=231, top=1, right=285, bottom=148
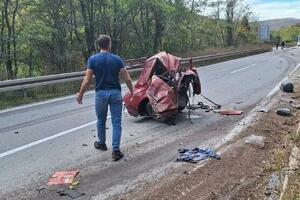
left=0, top=47, right=300, bottom=199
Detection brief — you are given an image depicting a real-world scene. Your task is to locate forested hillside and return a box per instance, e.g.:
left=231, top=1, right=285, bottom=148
left=271, top=24, right=300, bottom=43
left=0, top=0, right=258, bottom=80
left=260, top=18, right=300, bottom=31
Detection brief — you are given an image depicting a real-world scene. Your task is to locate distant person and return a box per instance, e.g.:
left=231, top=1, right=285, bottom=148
left=281, top=41, right=285, bottom=49
left=276, top=41, right=279, bottom=50
left=76, top=35, right=133, bottom=161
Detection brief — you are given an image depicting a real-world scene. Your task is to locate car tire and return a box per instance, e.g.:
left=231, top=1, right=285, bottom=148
left=178, top=93, right=189, bottom=111
left=146, top=102, right=167, bottom=122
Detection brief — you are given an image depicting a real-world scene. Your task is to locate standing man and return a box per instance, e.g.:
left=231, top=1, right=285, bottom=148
left=281, top=41, right=285, bottom=49
left=276, top=41, right=279, bottom=50
left=76, top=35, right=133, bottom=161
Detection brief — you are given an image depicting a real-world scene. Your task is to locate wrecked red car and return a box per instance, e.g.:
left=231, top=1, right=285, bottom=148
left=124, top=52, right=201, bottom=122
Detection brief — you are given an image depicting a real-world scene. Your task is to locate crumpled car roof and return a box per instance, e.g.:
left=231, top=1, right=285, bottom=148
left=148, top=51, right=180, bottom=72
left=136, top=52, right=180, bottom=86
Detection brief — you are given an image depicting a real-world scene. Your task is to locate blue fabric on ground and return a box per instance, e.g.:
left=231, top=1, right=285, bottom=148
left=176, top=148, right=220, bottom=163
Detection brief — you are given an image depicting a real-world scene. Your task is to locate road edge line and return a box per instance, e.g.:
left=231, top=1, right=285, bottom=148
left=221, top=62, right=300, bottom=145
left=279, top=122, right=300, bottom=200
left=267, top=63, right=300, bottom=98
left=192, top=62, right=300, bottom=172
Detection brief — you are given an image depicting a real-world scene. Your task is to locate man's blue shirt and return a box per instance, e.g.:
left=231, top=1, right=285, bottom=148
left=87, top=52, right=124, bottom=91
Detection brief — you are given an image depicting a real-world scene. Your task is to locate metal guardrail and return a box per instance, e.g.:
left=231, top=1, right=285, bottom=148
left=0, top=48, right=270, bottom=92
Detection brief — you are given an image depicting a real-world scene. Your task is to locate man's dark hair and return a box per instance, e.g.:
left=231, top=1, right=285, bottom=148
left=97, top=35, right=111, bottom=50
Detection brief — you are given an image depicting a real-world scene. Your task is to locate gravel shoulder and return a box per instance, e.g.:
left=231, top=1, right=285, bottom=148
left=121, top=67, right=300, bottom=200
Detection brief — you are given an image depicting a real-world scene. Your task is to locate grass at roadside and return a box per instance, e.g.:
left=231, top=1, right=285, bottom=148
left=177, top=43, right=272, bottom=57
left=0, top=81, right=82, bottom=110
left=285, top=168, right=300, bottom=199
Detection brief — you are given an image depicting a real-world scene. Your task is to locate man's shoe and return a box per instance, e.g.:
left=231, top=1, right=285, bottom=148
left=94, top=141, right=108, bottom=151
left=112, top=150, right=124, bottom=161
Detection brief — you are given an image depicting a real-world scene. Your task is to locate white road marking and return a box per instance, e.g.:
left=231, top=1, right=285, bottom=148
left=0, top=120, right=98, bottom=159
left=203, top=50, right=270, bottom=69
left=0, top=91, right=95, bottom=115
left=230, top=64, right=256, bottom=74
left=1, top=57, right=298, bottom=159
left=0, top=113, right=117, bottom=159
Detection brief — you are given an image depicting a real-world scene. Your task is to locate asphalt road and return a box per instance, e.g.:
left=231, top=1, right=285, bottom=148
left=1, top=47, right=300, bottom=199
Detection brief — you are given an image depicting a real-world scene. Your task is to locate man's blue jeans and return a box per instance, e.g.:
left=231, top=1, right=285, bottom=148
left=95, top=89, right=122, bottom=151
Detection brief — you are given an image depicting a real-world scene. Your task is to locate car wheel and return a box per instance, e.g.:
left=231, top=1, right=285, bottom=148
left=178, top=93, right=189, bottom=111
left=146, top=102, right=167, bottom=122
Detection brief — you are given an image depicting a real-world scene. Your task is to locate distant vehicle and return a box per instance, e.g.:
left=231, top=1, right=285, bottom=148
left=297, top=35, right=300, bottom=46
left=123, top=52, right=201, bottom=122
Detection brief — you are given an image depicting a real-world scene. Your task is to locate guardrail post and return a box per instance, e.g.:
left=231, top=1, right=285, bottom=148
left=22, top=89, right=27, bottom=99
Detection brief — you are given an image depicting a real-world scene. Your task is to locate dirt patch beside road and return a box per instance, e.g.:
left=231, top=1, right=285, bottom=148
left=122, top=71, right=300, bottom=200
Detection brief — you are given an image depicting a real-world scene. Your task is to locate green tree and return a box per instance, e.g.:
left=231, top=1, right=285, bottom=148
left=0, top=0, right=259, bottom=80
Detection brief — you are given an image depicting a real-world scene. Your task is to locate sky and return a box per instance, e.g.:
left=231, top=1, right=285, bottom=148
left=246, top=0, right=300, bottom=20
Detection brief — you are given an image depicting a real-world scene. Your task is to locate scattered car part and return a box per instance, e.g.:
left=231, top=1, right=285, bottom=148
left=280, top=82, right=294, bottom=93
left=200, top=94, right=222, bottom=109
left=258, top=108, right=269, bottom=113
left=219, top=110, right=243, bottom=115
left=245, top=134, right=266, bottom=148
left=69, top=181, right=80, bottom=189
left=276, top=108, right=291, bottom=116
left=291, top=104, right=300, bottom=109
left=47, top=171, right=79, bottom=186
left=57, top=189, right=85, bottom=199
left=187, top=102, right=209, bottom=110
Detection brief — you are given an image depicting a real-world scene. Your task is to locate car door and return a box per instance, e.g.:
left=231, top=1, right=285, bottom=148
left=146, top=75, right=177, bottom=115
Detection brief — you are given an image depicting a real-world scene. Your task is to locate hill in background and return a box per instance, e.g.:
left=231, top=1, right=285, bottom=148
left=260, top=18, right=300, bottom=30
